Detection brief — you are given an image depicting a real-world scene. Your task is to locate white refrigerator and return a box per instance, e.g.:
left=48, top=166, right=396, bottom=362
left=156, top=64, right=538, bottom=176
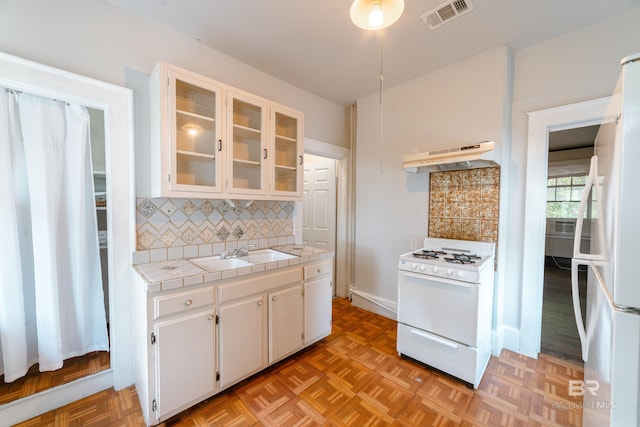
left=571, top=53, right=640, bottom=426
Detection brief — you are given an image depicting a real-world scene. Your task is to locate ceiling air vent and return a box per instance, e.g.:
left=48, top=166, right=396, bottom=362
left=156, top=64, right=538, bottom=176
left=421, top=0, right=474, bottom=30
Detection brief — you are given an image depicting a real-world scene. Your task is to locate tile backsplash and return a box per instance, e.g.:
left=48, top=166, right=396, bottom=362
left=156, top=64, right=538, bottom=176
left=428, top=167, right=500, bottom=243
left=135, top=198, right=294, bottom=253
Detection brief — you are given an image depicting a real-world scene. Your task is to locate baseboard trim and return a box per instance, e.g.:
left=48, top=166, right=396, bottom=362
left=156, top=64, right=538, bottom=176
left=0, top=369, right=113, bottom=426
left=349, top=288, right=397, bottom=320
left=500, top=325, right=521, bottom=355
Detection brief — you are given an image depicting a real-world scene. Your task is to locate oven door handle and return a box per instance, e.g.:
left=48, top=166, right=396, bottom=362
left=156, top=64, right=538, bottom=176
left=410, top=329, right=459, bottom=349
left=401, top=271, right=471, bottom=288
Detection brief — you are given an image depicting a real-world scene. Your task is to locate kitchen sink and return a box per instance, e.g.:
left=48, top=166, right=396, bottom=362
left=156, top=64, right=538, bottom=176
left=189, top=256, right=253, bottom=272
left=243, top=249, right=297, bottom=264
left=188, top=249, right=298, bottom=272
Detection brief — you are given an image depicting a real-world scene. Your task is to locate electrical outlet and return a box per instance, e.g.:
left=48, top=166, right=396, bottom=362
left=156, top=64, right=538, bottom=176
left=409, top=239, right=417, bottom=250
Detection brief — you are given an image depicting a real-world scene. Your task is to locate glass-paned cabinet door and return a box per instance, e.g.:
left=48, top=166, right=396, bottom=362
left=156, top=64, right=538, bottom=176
left=169, top=72, right=223, bottom=193
left=270, top=106, right=303, bottom=198
left=226, top=91, right=268, bottom=195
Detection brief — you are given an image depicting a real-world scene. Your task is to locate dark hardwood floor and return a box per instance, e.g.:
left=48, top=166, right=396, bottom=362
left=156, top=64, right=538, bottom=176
left=14, top=297, right=584, bottom=426
left=541, top=257, right=587, bottom=364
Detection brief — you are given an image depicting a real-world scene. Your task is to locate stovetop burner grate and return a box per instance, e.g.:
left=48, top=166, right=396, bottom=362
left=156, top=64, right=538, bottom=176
left=444, top=253, right=481, bottom=264
left=444, top=254, right=481, bottom=264
left=412, top=249, right=446, bottom=259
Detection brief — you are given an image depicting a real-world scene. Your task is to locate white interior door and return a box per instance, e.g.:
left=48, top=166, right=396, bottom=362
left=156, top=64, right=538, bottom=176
left=302, top=154, right=336, bottom=251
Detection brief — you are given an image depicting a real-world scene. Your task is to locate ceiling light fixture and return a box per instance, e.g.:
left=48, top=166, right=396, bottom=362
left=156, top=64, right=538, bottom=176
left=350, top=0, right=404, bottom=30
left=350, top=0, right=403, bottom=173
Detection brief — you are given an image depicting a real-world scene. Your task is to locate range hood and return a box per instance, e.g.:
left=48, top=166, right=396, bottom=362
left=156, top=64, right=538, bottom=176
left=404, top=141, right=498, bottom=172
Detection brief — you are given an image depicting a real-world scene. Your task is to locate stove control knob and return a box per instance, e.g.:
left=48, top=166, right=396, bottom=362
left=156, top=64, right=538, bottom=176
left=457, top=270, right=464, bottom=278
left=411, top=263, right=417, bottom=270
left=432, top=266, right=440, bottom=274
left=447, top=269, right=454, bottom=277
left=419, top=264, right=427, bottom=272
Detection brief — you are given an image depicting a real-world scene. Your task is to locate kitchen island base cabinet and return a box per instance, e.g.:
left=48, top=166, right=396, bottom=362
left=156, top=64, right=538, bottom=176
left=218, top=295, right=266, bottom=389
left=155, top=310, right=216, bottom=420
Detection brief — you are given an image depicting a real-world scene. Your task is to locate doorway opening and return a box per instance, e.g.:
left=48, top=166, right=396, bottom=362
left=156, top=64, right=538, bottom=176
left=301, top=138, right=353, bottom=299
left=0, top=102, right=111, bottom=405
left=0, top=51, right=135, bottom=426
left=303, top=154, right=337, bottom=252
left=303, top=153, right=338, bottom=294
left=540, top=126, right=596, bottom=363
left=520, top=96, right=610, bottom=359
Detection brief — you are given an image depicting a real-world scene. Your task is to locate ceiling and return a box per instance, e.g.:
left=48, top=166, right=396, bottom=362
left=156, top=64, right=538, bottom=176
left=549, top=125, right=598, bottom=152
left=109, top=0, right=638, bottom=106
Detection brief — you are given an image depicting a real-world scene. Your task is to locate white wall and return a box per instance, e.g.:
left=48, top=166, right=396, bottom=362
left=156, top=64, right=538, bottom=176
left=353, top=47, right=508, bottom=313
left=0, top=0, right=348, bottom=150
left=354, top=7, right=640, bottom=357
left=503, top=7, right=640, bottom=352
left=0, top=0, right=348, bottom=410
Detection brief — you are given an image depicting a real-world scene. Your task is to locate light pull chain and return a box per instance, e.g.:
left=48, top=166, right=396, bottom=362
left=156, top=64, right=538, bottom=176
left=378, top=29, right=385, bottom=174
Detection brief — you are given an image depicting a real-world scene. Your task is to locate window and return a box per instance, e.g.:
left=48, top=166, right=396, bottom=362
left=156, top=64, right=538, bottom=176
left=546, top=175, right=592, bottom=218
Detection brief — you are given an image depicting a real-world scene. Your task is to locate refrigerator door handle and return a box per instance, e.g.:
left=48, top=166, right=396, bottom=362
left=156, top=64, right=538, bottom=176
left=573, top=156, right=601, bottom=260
left=571, top=258, right=588, bottom=361
left=571, top=259, right=611, bottom=362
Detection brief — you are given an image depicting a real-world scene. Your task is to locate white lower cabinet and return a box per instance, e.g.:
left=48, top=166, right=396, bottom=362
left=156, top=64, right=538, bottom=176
left=154, top=309, right=216, bottom=419
left=218, top=294, right=266, bottom=388
left=304, top=260, right=333, bottom=345
left=134, top=259, right=333, bottom=426
left=269, top=285, right=303, bottom=363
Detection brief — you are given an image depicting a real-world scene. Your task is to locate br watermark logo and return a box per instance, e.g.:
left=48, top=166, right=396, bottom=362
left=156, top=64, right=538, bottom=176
left=568, top=380, right=600, bottom=397
left=553, top=380, right=616, bottom=411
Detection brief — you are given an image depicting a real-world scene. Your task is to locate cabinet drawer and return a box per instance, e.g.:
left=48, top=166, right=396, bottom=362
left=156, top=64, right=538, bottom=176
left=218, top=267, right=302, bottom=303
left=154, top=287, right=215, bottom=319
left=304, top=260, right=332, bottom=281
left=397, top=323, right=481, bottom=387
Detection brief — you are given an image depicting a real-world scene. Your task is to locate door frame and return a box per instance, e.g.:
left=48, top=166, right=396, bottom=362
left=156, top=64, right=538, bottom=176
left=520, top=96, right=610, bottom=358
left=0, top=51, right=136, bottom=424
left=296, top=137, right=353, bottom=298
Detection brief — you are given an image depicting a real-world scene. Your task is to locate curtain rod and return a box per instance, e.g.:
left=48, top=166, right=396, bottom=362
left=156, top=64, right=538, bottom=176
left=4, top=87, right=70, bottom=105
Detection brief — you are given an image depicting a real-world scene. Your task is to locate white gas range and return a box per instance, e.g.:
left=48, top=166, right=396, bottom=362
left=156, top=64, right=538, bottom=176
left=397, top=237, right=495, bottom=388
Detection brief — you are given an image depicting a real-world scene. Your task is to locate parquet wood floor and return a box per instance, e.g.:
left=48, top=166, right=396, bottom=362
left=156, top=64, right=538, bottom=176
left=15, top=298, right=584, bottom=426
left=0, top=351, right=110, bottom=405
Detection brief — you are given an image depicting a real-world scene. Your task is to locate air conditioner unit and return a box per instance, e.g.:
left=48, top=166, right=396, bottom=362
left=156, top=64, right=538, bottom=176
left=403, top=141, right=498, bottom=172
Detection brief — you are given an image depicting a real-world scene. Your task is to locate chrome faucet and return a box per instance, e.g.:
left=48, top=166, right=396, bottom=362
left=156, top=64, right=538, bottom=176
left=221, top=243, right=257, bottom=259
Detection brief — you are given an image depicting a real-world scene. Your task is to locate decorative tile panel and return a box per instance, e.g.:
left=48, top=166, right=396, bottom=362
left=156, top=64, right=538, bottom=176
left=429, top=167, right=500, bottom=244
left=136, top=198, right=295, bottom=250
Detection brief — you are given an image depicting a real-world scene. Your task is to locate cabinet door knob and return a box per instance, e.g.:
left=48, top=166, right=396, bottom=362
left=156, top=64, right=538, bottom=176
left=208, top=314, right=214, bottom=321
left=263, top=148, right=268, bottom=160
left=272, top=296, right=277, bottom=301
left=218, top=139, right=222, bottom=152
left=299, top=155, right=303, bottom=165
left=317, top=268, right=322, bottom=273
left=257, top=301, right=263, bottom=306
left=185, top=299, right=193, bottom=306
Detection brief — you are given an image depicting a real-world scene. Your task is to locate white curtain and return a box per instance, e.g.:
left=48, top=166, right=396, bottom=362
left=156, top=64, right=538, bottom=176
left=0, top=89, right=108, bottom=383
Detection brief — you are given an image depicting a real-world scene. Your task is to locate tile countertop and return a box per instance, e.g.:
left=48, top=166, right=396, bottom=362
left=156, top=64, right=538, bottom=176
left=134, top=245, right=334, bottom=293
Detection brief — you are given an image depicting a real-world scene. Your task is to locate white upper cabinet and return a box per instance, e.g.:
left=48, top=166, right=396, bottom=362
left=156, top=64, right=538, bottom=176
left=270, top=104, right=303, bottom=198
left=226, top=90, right=268, bottom=196
left=150, top=63, right=224, bottom=197
left=149, top=62, right=303, bottom=200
